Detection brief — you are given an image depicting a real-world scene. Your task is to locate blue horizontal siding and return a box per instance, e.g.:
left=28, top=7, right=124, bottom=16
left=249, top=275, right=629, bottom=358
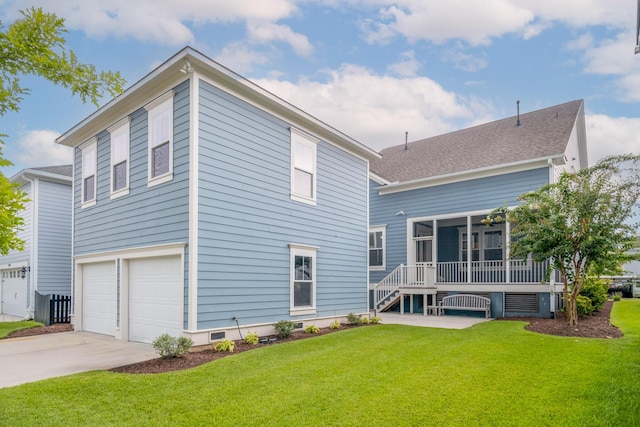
left=196, top=80, right=369, bottom=329
left=73, top=80, right=191, bottom=255
left=369, top=168, right=549, bottom=283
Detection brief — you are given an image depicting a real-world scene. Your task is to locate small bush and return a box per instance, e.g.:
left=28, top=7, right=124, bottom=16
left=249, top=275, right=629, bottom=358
left=305, top=324, right=320, bottom=334
left=576, top=295, right=594, bottom=317
left=152, top=333, right=193, bottom=359
left=244, top=332, right=259, bottom=346
left=346, top=313, right=362, bottom=325
left=274, top=320, right=296, bottom=338
left=213, top=338, right=235, bottom=353
left=613, top=292, right=623, bottom=302
left=329, top=320, right=341, bottom=329
left=370, top=316, right=382, bottom=324
left=361, top=317, right=371, bottom=324
left=581, top=278, right=608, bottom=311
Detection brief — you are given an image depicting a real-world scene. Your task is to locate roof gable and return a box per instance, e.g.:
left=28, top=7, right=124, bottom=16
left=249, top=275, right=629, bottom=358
left=371, top=99, right=584, bottom=183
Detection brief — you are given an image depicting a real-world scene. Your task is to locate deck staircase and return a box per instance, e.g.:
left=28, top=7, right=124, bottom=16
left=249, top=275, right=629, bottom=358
left=375, top=263, right=436, bottom=312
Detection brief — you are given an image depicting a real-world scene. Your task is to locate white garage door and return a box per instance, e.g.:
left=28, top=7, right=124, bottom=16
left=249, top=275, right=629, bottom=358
left=129, top=255, right=183, bottom=343
left=82, top=262, right=117, bottom=336
left=1, top=269, right=27, bottom=317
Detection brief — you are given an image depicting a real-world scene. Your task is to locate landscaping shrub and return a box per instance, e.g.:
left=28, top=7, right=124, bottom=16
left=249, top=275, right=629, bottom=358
left=576, top=295, right=594, bottom=317
left=581, top=277, right=608, bottom=311
left=370, top=316, right=382, bottom=324
left=329, top=320, right=341, bottom=329
left=152, top=333, right=193, bottom=359
left=213, top=338, right=235, bottom=353
left=274, top=320, right=296, bottom=338
left=361, top=317, right=371, bottom=324
left=346, top=313, right=362, bottom=325
left=244, top=332, right=259, bottom=346
left=305, top=324, right=320, bottom=334
left=613, top=292, right=623, bottom=302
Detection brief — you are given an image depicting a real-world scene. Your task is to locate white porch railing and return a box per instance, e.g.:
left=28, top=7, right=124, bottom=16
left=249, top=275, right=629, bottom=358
left=436, top=259, right=551, bottom=284
left=374, top=263, right=436, bottom=308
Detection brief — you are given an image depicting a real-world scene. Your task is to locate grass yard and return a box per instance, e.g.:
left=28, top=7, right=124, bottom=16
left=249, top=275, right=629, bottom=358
left=1, top=301, right=639, bottom=426
left=0, top=320, right=42, bottom=338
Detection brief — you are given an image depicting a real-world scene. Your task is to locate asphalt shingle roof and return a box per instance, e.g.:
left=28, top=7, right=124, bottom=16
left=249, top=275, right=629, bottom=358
left=30, top=165, right=73, bottom=177
left=371, top=99, right=583, bottom=183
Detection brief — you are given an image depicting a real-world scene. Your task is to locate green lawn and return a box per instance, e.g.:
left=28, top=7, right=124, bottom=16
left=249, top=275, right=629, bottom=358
left=2, top=301, right=639, bottom=426
left=0, top=320, right=42, bottom=338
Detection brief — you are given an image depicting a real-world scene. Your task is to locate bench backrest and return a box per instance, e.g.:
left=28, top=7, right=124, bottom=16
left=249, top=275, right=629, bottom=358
left=441, top=294, right=490, bottom=308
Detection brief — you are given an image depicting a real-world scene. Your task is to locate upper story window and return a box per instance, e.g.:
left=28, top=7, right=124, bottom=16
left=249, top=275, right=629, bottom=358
left=108, top=117, right=130, bottom=199
left=144, top=91, right=174, bottom=187
left=369, top=225, right=386, bottom=270
left=289, top=244, right=318, bottom=316
left=81, top=138, right=97, bottom=208
left=290, top=128, right=317, bottom=205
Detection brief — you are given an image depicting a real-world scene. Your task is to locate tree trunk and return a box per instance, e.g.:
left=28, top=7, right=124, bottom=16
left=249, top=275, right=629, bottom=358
left=567, top=295, right=578, bottom=326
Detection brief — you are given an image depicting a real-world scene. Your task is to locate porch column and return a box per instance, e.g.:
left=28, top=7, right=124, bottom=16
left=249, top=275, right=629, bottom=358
left=467, top=215, right=472, bottom=283
left=433, top=218, right=438, bottom=284
left=505, top=219, right=511, bottom=284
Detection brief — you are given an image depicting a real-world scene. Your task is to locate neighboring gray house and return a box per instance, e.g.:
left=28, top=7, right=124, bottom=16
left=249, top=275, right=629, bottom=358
left=56, top=47, right=379, bottom=344
left=0, top=166, right=72, bottom=318
left=369, top=100, right=588, bottom=318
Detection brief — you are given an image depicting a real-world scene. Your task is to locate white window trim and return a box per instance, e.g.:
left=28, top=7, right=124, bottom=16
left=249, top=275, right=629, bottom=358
left=289, top=243, right=318, bottom=315
left=290, top=128, right=317, bottom=206
left=145, top=91, right=175, bottom=187
left=369, top=225, right=386, bottom=271
left=80, top=138, right=97, bottom=209
left=108, top=117, right=131, bottom=199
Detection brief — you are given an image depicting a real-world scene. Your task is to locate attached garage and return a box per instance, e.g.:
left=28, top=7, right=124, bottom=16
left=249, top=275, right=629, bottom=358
left=1, top=269, right=27, bottom=317
left=128, top=255, right=183, bottom=343
left=82, top=261, right=117, bottom=336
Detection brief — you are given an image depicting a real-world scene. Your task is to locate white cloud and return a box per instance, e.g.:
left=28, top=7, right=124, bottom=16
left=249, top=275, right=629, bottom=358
left=387, top=50, right=421, bottom=77
left=585, top=114, right=640, bottom=165
left=2, top=0, right=300, bottom=46
left=255, top=64, right=494, bottom=151
left=213, top=42, right=272, bottom=74
left=13, top=130, right=72, bottom=167
left=246, top=21, right=313, bottom=57
left=441, top=43, right=488, bottom=72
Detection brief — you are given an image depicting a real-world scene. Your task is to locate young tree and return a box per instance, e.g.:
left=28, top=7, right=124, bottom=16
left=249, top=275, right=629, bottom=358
left=489, top=154, right=640, bottom=326
left=0, top=7, right=125, bottom=254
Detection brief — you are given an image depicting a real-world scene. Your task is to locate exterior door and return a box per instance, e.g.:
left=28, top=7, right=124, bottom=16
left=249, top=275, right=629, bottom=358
left=1, top=269, right=27, bottom=317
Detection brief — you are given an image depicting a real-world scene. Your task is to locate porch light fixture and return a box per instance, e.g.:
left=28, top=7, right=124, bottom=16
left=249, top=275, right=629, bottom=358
left=396, top=211, right=405, bottom=216
left=20, top=266, right=30, bottom=279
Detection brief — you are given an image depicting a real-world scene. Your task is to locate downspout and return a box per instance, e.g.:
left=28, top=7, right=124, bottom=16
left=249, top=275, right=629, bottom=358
left=547, top=158, right=556, bottom=317
left=20, top=173, right=38, bottom=318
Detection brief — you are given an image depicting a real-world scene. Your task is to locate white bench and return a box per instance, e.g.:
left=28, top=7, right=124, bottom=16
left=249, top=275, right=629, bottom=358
left=439, top=294, right=491, bottom=318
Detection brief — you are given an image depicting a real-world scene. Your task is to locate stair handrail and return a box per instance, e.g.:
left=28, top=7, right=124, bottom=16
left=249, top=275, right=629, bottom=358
left=374, top=264, right=405, bottom=308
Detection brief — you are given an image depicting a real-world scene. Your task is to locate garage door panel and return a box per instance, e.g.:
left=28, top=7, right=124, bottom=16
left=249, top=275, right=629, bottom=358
left=82, top=262, right=116, bottom=336
left=129, top=256, right=183, bottom=343
left=1, top=269, right=27, bottom=317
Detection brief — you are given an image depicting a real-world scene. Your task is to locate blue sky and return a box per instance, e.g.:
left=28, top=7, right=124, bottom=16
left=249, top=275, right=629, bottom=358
left=1, top=0, right=639, bottom=179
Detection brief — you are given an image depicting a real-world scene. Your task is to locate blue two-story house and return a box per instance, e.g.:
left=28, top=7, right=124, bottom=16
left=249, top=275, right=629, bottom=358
left=57, top=47, right=379, bottom=344
left=369, top=100, right=588, bottom=318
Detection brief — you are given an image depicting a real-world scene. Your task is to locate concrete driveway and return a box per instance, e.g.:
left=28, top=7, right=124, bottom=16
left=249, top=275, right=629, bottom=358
left=0, top=331, right=157, bottom=388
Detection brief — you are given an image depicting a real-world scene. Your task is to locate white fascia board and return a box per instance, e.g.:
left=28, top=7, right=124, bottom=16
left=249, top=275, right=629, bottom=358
left=11, top=169, right=73, bottom=186
left=56, top=46, right=381, bottom=163
left=369, top=172, right=390, bottom=185
left=375, top=155, right=564, bottom=195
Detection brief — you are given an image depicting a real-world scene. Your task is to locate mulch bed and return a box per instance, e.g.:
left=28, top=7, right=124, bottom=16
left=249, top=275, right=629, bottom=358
left=499, top=300, right=623, bottom=339
left=5, top=323, right=74, bottom=338
left=3, top=301, right=623, bottom=375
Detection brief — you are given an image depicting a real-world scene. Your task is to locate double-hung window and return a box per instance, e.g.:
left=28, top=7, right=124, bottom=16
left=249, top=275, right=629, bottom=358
left=483, top=230, right=503, bottom=261
left=145, top=91, right=174, bottom=187
left=81, top=138, right=97, bottom=208
left=369, top=225, right=386, bottom=270
left=108, top=117, right=130, bottom=198
left=290, top=128, right=317, bottom=205
left=289, top=244, right=317, bottom=315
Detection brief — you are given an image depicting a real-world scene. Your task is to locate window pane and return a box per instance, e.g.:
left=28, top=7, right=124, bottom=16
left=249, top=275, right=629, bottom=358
left=112, top=133, right=127, bottom=162
left=369, top=231, right=382, bottom=249
left=151, top=109, right=170, bottom=147
left=485, top=248, right=503, bottom=261
left=294, top=168, right=313, bottom=198
left=294, top=141, right=313, bottom=172
left=152, top=142, right=170, bottom=177
left=294, top=282, right=312, bottom=307
left=414, top=222, right=433, bottom=237
left=113, top=161, right=127, bottom=191
left=369, top=249, right=383, bottom=266
left=82, top=149, right=95, bottom=176
left=84, top=175, right=95, bottom=201
left=295, top=256, right=312, bottom=281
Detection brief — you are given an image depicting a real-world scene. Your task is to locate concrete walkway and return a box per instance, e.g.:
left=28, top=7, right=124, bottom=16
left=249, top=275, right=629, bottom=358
left=376, top=312, right=491, bottom=329
left=0, top=331, right=157, bottom=389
